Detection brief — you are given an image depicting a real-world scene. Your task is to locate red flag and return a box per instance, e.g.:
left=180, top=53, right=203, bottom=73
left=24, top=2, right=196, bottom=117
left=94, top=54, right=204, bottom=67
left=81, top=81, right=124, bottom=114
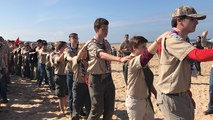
left=15, top=37, right=20, bottom=45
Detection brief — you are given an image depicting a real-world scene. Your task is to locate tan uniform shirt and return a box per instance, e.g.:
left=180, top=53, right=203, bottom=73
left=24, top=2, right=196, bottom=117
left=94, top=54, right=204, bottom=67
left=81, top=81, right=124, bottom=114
left=53, top=53, right=66, bottom=75
left=64, top=48, right=77, bottom=73
left=157, top=33, right=195, bottom=94
left=46, top=54, right=52, bottom=67
left=87, top=38, right=112, bottom=74
left=127, top=54, right=148, bottom=99
left=72, top=56, right=87, bottom=83
left=38, top=48, right=48, bottom=64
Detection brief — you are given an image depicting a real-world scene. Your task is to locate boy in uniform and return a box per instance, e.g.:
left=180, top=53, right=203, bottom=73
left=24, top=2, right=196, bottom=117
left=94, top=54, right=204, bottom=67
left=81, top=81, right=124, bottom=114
left=86, top=18, right=130, bottom=120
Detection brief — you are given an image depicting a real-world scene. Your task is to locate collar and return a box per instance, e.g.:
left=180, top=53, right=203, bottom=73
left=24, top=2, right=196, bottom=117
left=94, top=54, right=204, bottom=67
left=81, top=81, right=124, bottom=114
left=68, top=43, right=77, bottom=52
left=172, top=27, right=189, bottom=40
left=92, top=36, right=105, bottom=43
left=172, top=28, right=182, bottom=36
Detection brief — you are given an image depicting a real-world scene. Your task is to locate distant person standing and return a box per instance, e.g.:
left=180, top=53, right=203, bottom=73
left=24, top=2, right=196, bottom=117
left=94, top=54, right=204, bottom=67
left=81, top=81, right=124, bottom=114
left=64, top=33, right=79, bottom=114
left=53, top=41, right=68, bottom=115
left=38, top=40, right=49, bottom=87
left=156, top=6, right=213, bottom=120
left=29, top=43, right=38, bottom=80
left=193, top=36, right=204, bottom=75
left=119, top=34, right=131, bottom=85
left=119, top=34, right=131, bottom=57
left=111, top=46, right=117, bottom=56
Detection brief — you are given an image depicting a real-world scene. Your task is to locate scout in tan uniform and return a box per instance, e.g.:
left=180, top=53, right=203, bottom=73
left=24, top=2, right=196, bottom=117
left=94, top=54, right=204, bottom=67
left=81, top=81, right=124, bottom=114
left=125, top=34, right=167, bottom=120
left=119, top=34, right=131, bottom=57
left=17, top=42, right=24, bottom=76
left=156, top=6, right=210, bottom=120
left=86, top=18, right=130, bottom=120
left=68, top=44, right=91, bottom=120
left=45, top=44, right=55, bottom=90
left=64, top=33, right=79, bottom=114
left=22, top=42, right=31, bottom=78
left=35, top=39, right=43, bottom=83
left=53, top=41, right=68, bottom=115
left=38, top=40, right=49, bottom=86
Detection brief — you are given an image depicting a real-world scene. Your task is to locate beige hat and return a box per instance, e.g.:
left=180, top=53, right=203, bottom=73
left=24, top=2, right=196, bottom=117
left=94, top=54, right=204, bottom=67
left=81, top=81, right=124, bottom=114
left=172, top=6, right=206, bottom=20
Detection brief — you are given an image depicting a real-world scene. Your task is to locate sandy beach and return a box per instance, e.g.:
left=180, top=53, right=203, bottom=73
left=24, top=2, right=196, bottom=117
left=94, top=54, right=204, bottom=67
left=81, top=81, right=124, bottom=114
left=1, top=45, right=213, bottom=120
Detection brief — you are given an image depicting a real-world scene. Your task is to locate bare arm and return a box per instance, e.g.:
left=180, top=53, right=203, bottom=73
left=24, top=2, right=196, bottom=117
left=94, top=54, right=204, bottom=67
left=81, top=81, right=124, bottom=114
left=99, top=52, right=131, bottom=62
left=148, top=31, right=170, bottom=54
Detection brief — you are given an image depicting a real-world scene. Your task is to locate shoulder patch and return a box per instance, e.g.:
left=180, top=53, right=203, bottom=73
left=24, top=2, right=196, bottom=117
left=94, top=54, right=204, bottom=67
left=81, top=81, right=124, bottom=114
left=169, top=33, right=182, bottom=41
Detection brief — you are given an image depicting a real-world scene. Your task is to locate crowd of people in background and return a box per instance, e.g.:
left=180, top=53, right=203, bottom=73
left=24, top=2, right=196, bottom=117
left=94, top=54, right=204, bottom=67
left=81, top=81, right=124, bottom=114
left=1, top=5, right=213, bottom=120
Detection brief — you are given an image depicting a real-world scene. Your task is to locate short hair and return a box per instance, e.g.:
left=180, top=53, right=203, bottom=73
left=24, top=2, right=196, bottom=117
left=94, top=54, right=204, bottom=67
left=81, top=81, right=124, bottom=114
left=37, top=39, right=43, bottom=43
left=129, top=36, right=148, bottom=52
left=125, top=34, right=129, bottom=37
left=94, top=18, right=109, bottom=30
left=42, top=40, right=48, bottom=45
left=54, top=41, right=67, bottom=50
left=69, top=33, right=78, bottom=38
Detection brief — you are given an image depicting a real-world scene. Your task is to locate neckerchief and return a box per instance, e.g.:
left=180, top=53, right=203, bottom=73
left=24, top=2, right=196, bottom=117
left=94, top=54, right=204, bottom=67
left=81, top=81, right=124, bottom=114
left=67, top=43, right=77, bottom=55
left=171, top=28, right=190, bottom=42
left=92, top=36, right=111, bottom=71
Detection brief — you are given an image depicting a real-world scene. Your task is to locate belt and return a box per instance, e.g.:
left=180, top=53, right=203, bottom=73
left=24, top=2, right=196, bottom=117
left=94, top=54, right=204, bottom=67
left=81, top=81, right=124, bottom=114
left=166, top=91, right=189, bottom=96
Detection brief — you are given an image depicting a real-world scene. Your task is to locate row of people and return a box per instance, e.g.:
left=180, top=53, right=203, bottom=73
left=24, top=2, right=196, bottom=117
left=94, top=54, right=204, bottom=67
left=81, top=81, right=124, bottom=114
left=2, top=5, right=213, bottom=120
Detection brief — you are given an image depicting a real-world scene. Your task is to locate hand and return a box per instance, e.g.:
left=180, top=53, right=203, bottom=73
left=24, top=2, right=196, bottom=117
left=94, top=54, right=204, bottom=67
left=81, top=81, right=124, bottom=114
left=156, top=31, right=170, bottom=44
left=77, top=48, right=86, bottom=60
left=63, top=53, right=67, bottom=60
left=202, top=30, right=208, bottom=38
left=120, top=56, right=132, bottom=63
left=82, top=40, right=93, bottom=50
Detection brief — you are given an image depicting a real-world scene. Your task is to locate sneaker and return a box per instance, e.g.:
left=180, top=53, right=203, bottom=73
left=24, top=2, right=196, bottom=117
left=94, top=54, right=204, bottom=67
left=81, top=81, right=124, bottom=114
left=204, top=109, right=213, bottom=115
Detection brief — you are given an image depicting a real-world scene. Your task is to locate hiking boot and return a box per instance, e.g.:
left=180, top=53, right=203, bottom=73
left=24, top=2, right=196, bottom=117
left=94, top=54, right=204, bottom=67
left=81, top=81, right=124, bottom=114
left=204, top=109, right=213, bottom=115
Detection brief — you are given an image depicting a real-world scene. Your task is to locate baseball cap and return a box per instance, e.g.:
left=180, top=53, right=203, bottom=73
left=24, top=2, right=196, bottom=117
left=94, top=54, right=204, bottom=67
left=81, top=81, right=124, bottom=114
left=172, top=6, right=206, bottom=20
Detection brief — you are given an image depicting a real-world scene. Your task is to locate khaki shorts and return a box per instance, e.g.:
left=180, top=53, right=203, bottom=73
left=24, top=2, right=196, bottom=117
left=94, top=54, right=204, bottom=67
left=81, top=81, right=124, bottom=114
left=125, top=96, right=154, bottom=120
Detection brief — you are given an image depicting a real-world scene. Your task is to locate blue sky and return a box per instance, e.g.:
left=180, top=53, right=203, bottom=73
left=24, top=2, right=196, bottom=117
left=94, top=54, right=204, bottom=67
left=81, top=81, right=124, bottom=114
left=0, top=0, right=213, bottom=43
